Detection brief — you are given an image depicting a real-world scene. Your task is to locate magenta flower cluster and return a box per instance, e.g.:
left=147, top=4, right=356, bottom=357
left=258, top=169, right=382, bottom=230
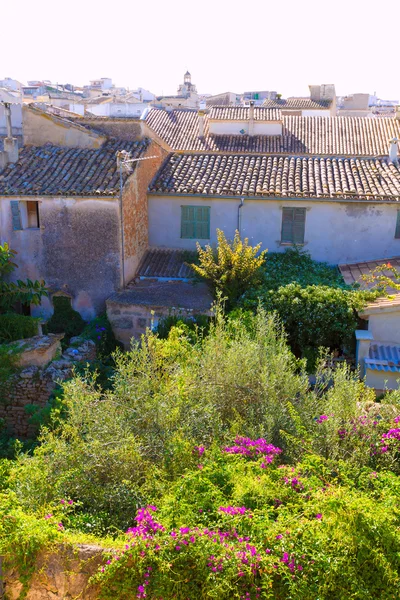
left=223, top=436, right=282, bottom=466
left=382, top=428, right=400, bottom=442
left=316, top=415, right=328, bottom=424
left=126, top=505, right=165, bottom=540
left=218, top=506, right=250, bottom=516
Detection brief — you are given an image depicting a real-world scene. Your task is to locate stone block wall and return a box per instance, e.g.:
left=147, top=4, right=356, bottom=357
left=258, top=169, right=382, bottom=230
left=1, top=337, right=96, bottom=439
left=4, top=544, right=104, bottom=600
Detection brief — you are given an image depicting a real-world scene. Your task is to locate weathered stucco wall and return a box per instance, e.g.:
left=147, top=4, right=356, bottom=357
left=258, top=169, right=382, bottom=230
left=0, top=196, right=121, bottom=319
left=122, top=141, right=168, bottom=283
left=23, top=107, right=106, bottom=148
left=148, top=195, right=400, bottom=265
left=362, top=308, right=400, bottom=346
left=4, top=544, right=103, bottom=600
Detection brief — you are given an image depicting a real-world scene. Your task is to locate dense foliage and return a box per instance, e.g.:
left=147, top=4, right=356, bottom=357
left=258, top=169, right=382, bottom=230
left=45, top=295, right=85, bottom=343
left=191, top=229, right=267, bottom=308
left=0, top=313, right=41, bottom=343
left=3, top=309, right=400, bottom=598
left=0, top=243, right=48, bottom=312
left=238, top=248, right=376, bottom=361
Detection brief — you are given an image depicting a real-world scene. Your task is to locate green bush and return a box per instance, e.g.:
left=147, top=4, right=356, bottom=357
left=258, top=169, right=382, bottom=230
left=0, top=313, right=40, bottom=343
left=240, top=249, right=376, bottom=360
left=155, top=314, right=210, bottom=340
left=45, top=296, right=85, bottom=342
left=245, top=283, right=369, bottom=357
left=191, top=229, right=267, bottom=308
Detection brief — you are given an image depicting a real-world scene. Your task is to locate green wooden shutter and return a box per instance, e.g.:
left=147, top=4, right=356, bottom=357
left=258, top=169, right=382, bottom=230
left=281, top=207, right=294, bottom=242
left=281, top=207, right=305, bottom=243
left=292, top=208, right=306, bottom=244
left=10, top=200, right=22, bottom=231
left=181, top=206, right=210, bottom=239
left=195, top=206, right=210, bottom=239
left=181, top=206, right=195, bottom=239
left=395, top=211, right=400, bottom=239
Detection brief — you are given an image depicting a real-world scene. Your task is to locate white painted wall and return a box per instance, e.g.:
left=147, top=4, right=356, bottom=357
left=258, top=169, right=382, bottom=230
left=209, top=121, right=282, bottom=136
left=148, top=195, right=400, bottom=265
left=364, top=309, right=400, bottom=346
left=0, top=103, right=23, bottom=134
left=86, top=103, right=147, bottom=118
left=301, top=110, right=331, bottom=117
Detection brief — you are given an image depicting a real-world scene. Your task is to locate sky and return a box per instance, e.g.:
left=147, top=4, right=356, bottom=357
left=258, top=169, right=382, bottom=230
left=3, top=0, right=400, bottom=101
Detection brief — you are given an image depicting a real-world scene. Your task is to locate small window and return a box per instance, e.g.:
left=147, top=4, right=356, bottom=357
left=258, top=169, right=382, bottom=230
left=26, top=201, right=40, bottom=228
left=10, top=200, right=40, bottom=230
left=395, top=211, right=400, bottom=239
left=181, top=206, right=210, bottom=239
left=281, top=207, right=306, bottom=244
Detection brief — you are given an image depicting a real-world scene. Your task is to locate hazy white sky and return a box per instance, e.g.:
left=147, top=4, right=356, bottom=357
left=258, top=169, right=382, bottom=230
left=4, top=0, right=400, bottom=100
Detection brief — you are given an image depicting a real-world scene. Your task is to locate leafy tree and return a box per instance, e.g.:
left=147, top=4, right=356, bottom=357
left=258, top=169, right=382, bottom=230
left=0, top=243, right=48, bottom=313
left=190, top=229, right=267, bottom=308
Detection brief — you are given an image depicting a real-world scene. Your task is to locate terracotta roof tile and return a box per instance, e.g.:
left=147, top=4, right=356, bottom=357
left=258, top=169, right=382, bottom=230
left=137, top=248, right=194, bottom=278
left=263, top=98, right=332, bottom=110
left=149, top=153, right=400, bottom=200
left=208, top=107, right=282, bottom=121
left=145, top=108, right=400, bottom=157
left=0, top=139, right=150, bottom=196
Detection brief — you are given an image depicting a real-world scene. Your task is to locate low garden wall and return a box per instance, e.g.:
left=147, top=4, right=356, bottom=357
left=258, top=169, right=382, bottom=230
left=3, top=544, right=104, bottom=600
left=1, top=335, right=96, bottom=438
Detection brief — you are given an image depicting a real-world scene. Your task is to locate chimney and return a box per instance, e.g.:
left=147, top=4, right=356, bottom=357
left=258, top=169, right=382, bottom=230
left=1, top=102, right=19, bottom=164
left=249, top=100, right=255, bottom=136
left=198, top=110, right=205, bottom=138
left=389, top=138, right=399, bottom=166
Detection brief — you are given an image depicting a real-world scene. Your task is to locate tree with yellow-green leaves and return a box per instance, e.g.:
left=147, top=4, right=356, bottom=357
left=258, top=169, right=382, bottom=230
left=190, top=229, right=267, bottom=308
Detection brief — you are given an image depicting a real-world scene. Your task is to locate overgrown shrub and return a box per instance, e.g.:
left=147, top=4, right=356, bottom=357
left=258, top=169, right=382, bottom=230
left=81, top=313, right=122, bottom=359
left=191, top=229, right=267, bottom=308
left=0, top=313, right=40, bottom=343
left=45, top=296, right=85, bottom=342
left=0, top=242, right=48, bottom=312
left=244, top=283, right=370, bottom=357
left=240, top=249, right=376, bottom=361
left=155, top=313, right=210, bottom=340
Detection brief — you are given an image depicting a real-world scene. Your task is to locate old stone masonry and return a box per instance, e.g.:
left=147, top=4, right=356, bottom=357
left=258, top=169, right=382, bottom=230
left=1, top=334, right=96, bottom=439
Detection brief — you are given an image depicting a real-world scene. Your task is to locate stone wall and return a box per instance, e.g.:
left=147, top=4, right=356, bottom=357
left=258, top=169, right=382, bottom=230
left=76, top=117, right=144, bottom=141
left=1, top=337, right=96, bottom=439
left=4, top=544, right=104, bottom=600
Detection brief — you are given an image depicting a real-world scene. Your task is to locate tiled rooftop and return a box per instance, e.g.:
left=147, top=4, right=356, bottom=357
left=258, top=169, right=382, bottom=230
left=339, top=258, right=400, bottom=286
left=108, top=280, right=213, bottom=311
left=0, top=139, right=150, bottom=196
left=149, top=153, right=400, bottom=199
left=136, top=248, right=195, bottom=279
left=366, top=344, right=400, bottom=372
left=263, top=98, right=332, bottom=110
left=145, top=109, right=400, bottom=156
left=208, top=107, right=282, bottom=121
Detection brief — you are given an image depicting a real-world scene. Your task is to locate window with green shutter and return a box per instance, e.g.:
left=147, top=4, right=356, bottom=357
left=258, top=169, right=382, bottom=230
left=395, top=211, right=400, bottom=239
left=281, top=207, right=306, bottom=244
left=10, top=200, right=22, bottom=231
left=181, top=206, right=210, bottom=239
